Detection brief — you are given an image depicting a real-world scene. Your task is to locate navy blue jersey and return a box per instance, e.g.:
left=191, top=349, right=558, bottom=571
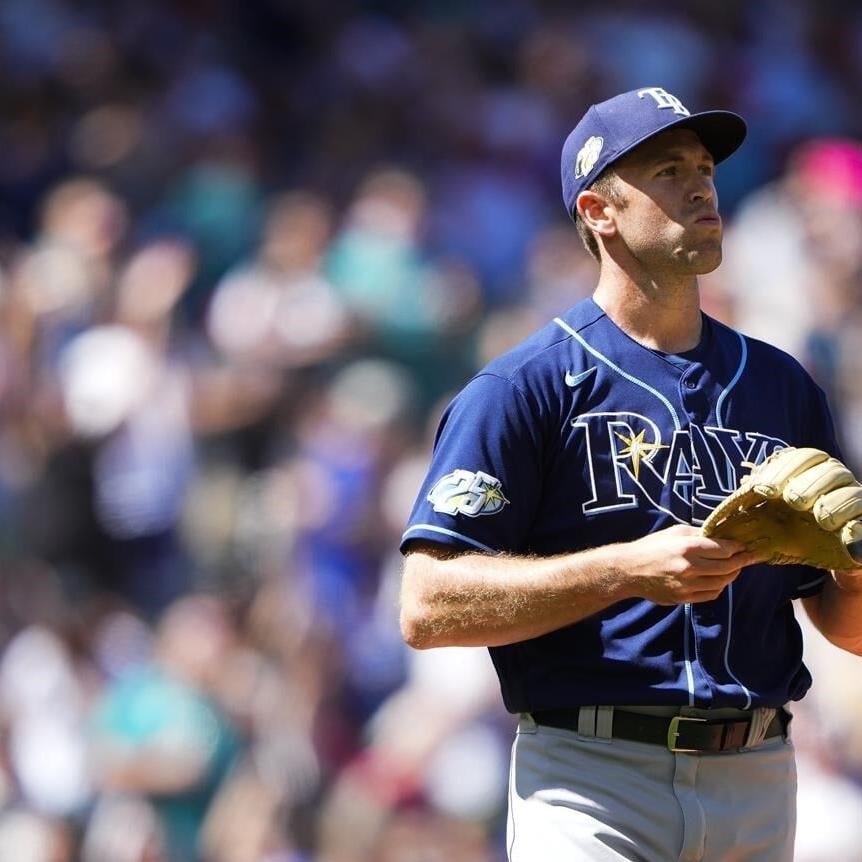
left=401, top=298, right=839, bottom=713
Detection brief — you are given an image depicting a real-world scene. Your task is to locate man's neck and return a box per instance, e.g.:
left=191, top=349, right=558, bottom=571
left=592, top=267, right=703, bottom=354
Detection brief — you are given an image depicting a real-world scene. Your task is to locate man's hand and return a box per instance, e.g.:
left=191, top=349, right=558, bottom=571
left=804, top=568, right=862, bottom=656
left=616, top=524, right=762, bottom=605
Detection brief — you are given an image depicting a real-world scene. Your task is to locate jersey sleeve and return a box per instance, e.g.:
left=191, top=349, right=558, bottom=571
left=793, top=378, right=845, bottom=598
left=400, top=372, right=544, bottom=556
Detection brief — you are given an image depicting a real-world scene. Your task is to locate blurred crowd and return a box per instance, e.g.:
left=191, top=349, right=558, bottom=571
left=2, top=1, right=862, bottom=860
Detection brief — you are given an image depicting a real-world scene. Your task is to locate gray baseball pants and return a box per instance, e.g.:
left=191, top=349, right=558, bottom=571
left=507, top=708, right=795, bottom=862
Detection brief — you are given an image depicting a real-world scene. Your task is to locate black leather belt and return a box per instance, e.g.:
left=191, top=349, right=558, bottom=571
left=531, top=708, right=785, bottom=753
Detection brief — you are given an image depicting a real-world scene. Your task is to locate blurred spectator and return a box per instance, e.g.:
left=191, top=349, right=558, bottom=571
left=0, top=808, right=74, bottom=862
left=326, top=168, right=483, bottom=402
left=154, top=156, right=263, bottom=322
left=114, top=239, right=197, bottom=350
left=317, top=646, right=504, bottom=862
left=289, top=359, right=416, bottom=641
left=0, top=625, right=91, bottom=817
left=523, top=223, right=596, bottom=318
left=207, top=191, right=352, bottom=371
left=57, top=324, right=194, bottom=615
left=723, top=138, right=862, bottom=357
left=722, top=138, right=862, bottom=468
left=88, top=596, right=241, bottom=862
left=10, top=177, right=127, bottom=372
left=791, top=609, right=862, bottom=861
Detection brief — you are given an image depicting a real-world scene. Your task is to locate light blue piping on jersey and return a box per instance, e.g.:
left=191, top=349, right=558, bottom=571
left=554, top=316, right=695, bottom=702
left=716, top=331, right=747, bottom=428
left=553, top=318, right=682, bottom=430
left=401, top=524, right=497, bottom=554
left=683, top=605, right=696, bottom=705
left=716, top=332, right=754, bottom=709
left=723, top=583, right=751, bottom=708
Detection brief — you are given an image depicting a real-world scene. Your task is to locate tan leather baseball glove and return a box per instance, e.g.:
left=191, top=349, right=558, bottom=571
left=702, top=447, right=862, bottom=570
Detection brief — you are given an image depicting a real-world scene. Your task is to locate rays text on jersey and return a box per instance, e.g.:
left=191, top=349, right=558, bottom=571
left=572, top=411, right=788, bottom=524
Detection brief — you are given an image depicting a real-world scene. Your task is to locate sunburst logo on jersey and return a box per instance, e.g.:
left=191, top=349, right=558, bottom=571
left=613, top=429, right=668, bottom=480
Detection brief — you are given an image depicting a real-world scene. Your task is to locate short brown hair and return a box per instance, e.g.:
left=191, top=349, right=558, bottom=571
left=574, top=169, right=625, bottom=261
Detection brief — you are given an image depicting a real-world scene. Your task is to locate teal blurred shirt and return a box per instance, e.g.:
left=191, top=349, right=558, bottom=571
left=91, top=668, right=240, bottom=862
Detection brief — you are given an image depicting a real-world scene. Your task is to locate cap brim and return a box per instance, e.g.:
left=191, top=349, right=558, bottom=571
left=563, top=104, right=747, bottom=222
left=603, top=110, right=747, bottom=176
left=664, top=110, right=747, bottom=164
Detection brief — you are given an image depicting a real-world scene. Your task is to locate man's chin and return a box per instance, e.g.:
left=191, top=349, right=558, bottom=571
left=679, top=243, right=722, bottom=274
left=693, top=253, right=723, bottom=274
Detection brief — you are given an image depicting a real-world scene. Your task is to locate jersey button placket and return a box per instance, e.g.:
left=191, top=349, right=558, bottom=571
left=683, top=364, right=710, bottom=705
left=679, top=364, right=709, bottom=425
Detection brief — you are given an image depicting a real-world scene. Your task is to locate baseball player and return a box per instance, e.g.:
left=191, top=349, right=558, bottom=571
left=399, top=86, right=862, bottom=861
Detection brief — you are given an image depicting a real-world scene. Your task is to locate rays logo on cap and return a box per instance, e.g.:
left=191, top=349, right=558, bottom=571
left=575, top=135, right=604, bottom=179
left=428, top=469, right=509, bottom=517
left=637, top=87, right=690, bottom=116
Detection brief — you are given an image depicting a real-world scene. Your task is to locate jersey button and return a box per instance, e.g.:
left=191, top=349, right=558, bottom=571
left=684, top=379, right=697, bottom=389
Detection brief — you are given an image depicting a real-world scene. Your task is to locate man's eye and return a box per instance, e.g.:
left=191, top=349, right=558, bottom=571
left=657, top=166, right=677, bottom=176
left=699, top=165, right=714, bottom=176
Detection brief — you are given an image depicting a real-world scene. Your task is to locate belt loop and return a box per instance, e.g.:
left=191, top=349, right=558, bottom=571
left=779, top=706, right=793, bottom=741
left=578, top=705, right=597, bottom=737
left=743, top=707, right=776, bottom=748
left=519, top=712, right=538, bottom=734
left=595, top=705, right=614, bottom=740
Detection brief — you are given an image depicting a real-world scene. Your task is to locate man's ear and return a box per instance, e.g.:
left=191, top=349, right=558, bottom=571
left=576, top=190, right=617, bottom=241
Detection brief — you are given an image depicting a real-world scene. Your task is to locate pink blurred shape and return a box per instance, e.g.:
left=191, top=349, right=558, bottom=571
left=793, top=137, right=862, bottom=207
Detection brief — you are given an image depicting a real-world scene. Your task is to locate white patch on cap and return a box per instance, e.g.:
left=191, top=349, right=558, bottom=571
left=574, top=135, right=604, bottom=179
left=637, top=87, right=690, bottom=116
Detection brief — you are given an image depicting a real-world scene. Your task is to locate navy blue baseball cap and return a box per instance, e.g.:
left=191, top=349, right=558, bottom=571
left=561, top=86, right=747, bottom=220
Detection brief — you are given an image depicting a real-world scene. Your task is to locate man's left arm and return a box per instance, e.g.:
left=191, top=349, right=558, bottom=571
left=802, top=573, right=862, bottom=655
left=799, top=379, right=862, bottom=655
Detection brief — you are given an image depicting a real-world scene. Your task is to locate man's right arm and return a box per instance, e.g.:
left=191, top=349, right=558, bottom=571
left=400, top=525, right=760, bottom=649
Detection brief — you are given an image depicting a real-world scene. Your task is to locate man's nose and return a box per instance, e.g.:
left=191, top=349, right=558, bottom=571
left=689, top=175, right=715, bottom=204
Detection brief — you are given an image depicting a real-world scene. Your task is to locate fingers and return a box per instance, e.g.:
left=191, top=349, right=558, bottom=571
left=649, top=569, right=744, bottom=605
left=661, top=523, right=749, bottom=557
left=661, top=524, right=760, bottom=566
left=687, top=552, right=761, bottom=577
left=690, top=537, right=750, bottom=558
left=634, top=525, right=762, bottom=607
left=688, top=586, right=735, bottom=603
left=663, top=524, right=702, bottom=536
left=685, top=567, right=747, bottom=602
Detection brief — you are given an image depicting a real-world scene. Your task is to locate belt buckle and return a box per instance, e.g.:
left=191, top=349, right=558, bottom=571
left=667, top=715, right=707, bottom=752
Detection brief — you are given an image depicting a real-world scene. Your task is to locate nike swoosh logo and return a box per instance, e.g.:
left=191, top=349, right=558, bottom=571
left=564, top=366, right=597, bottom=388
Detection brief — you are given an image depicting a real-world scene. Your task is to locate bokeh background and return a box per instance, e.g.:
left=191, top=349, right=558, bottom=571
left=2, top=0, right=862, bottom=859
